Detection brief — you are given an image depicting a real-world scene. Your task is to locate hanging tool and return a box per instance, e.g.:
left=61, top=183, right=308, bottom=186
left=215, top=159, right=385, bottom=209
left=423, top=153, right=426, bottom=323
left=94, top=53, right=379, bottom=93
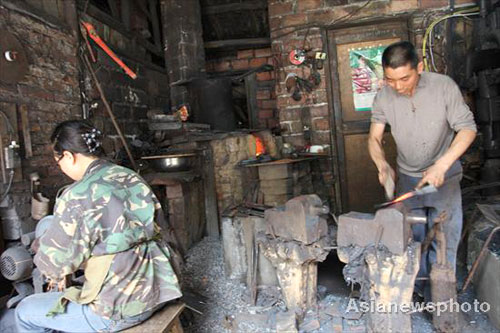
left=374, top=184, right=438, bottom=209
left=81, top=21, right=137, bottom=79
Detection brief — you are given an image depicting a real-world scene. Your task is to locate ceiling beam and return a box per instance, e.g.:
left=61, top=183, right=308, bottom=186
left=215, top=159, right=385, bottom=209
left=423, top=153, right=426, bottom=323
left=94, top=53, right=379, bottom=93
left=204, top=38, right=270, bottom=49
left=202, top=0, right=267, bottom=15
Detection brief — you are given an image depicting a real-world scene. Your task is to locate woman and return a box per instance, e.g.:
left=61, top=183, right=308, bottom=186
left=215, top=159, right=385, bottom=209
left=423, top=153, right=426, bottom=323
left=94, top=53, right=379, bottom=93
left=15, top=120, right=182, bottom=332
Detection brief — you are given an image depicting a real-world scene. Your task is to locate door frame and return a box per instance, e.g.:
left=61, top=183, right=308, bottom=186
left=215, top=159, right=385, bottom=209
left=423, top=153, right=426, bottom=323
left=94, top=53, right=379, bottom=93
left=324, top=16, right=412, bottom=213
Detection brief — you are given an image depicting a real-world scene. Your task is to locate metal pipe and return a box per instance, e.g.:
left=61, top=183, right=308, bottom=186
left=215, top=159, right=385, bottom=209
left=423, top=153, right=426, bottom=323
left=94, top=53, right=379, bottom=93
left=0, top=130, right=6, bottom=184
left=461, top=226, right=500, bottom=292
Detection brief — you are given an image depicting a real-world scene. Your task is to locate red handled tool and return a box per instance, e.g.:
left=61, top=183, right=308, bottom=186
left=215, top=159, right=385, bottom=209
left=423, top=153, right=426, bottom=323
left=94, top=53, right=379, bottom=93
left=81, top=21, right=137, bottom=79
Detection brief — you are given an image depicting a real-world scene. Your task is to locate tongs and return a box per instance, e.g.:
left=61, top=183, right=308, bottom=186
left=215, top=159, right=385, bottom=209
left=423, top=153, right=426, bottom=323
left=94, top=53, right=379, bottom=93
left=374, top=184, right=438, bottom=209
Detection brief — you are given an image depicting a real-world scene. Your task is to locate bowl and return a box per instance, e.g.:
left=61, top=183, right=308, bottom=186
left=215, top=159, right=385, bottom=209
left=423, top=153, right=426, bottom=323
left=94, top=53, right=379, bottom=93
left=141, top=153, right=196, bottom=172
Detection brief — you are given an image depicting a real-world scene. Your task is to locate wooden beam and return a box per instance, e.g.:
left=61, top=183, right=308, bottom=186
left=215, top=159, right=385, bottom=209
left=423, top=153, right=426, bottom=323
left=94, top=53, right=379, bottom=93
left=202, top=0, right=267, bottom=15
left=121, top=0, right=131, bottom=30
left=148, top=0, right=162, bottom=49
left=245, top=73, right=258, bottom=129
left=201, top=145, right=220, bottom=238
left=107, top=0, right=119, bottom=19
left=19, top=105, right=32, bottom=158
left=134, top=0, right=152, bottom=20
left=204, top=38, right=270, bottom=49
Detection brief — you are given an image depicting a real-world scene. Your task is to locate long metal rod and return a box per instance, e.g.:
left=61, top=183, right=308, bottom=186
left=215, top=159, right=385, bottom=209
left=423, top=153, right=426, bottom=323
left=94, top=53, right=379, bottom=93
left=82, top=54, right=138, bottom=171
left=0, top=131, right=6, bottom=184
left=461, top=226, right=500, bottom=292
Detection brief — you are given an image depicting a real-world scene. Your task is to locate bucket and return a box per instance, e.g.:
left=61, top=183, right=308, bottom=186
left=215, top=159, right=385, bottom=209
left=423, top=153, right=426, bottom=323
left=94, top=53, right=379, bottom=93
left=31, top=193, right=49, bottom=220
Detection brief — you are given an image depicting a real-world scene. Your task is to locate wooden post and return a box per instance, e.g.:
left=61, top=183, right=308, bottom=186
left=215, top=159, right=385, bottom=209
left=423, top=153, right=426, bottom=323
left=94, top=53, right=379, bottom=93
left=201, top=145, right=219, bottom=237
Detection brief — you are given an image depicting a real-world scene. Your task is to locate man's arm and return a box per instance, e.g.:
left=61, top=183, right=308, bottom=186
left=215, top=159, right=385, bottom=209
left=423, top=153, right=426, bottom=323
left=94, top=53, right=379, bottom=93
left=416, top=129, right=476, bottom=188
left=368, top=122, right=395, bottom=186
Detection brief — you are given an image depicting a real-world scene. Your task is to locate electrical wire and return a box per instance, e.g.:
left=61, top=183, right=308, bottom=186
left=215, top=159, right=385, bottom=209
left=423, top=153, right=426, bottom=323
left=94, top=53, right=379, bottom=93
left=423, top=7, right=479, bottom=72
left=427, top=12, right=477, bottom=72
left=429, top=27, right=438, bottom=72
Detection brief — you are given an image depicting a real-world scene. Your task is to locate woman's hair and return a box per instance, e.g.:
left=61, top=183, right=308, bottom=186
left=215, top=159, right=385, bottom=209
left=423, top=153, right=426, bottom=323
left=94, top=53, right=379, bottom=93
left=51, top=120, right=104, bottom=157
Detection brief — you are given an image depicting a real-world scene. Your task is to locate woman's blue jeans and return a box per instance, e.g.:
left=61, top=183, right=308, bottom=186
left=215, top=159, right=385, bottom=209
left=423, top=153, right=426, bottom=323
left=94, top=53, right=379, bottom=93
left=15, top=292, right=154, bottom=332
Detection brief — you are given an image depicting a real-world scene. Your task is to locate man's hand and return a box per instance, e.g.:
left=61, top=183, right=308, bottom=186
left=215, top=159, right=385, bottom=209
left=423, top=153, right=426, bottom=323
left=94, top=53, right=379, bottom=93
left=31, top=238, right=40, bottom=253
left=416, top=162, right=448, bottom=189
left=378, top=162, right=396, bottom=187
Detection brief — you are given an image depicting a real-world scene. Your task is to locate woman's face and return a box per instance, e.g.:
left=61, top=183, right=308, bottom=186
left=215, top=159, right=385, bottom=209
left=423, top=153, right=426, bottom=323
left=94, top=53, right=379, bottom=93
left=54, top=151, right=79, bottom=180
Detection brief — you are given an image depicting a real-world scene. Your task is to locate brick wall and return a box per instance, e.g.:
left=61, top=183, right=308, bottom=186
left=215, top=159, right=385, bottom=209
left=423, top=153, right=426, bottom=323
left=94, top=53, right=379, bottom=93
left=0, top=3, right=170, bottom=194
left=210, top=134, right=258, bottom=214
left=0, top=5, right=80, bottom=191
left=82, top=16, right=171, bottom=143
left=206, top=47, right=279, bottom=130
left=268, top=0, right=475, bottom=208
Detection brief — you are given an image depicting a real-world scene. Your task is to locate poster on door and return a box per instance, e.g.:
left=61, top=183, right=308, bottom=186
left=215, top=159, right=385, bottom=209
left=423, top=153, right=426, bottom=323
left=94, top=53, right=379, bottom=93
left=349, top=45, right=386, bottom=112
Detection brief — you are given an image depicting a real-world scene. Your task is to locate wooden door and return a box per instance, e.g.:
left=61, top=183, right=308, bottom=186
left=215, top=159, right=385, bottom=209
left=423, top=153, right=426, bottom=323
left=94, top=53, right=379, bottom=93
left=327, top=19, right=409, bottom=213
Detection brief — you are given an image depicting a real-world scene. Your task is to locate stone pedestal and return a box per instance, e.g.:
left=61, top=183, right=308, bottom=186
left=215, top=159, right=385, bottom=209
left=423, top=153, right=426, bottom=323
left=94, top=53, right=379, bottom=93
left=258, top=236, right=329, bottom=314
left=364, top=242, right=421, bottom=333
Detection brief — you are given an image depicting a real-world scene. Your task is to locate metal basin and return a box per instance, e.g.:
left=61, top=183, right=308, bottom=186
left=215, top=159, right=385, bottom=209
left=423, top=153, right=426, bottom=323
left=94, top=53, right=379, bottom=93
left=141, top=153, right=196, bottom=172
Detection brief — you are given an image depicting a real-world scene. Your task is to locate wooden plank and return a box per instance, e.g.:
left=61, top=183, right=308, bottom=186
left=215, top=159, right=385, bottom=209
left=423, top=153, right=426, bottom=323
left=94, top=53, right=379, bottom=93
left=42, top=0, right=60, bottom=19
left=121, top=0, right=131, bottom=30
left=202, top=0, right=267, bottom=15
left=107, top=0, right=120, bottom=19
left=149, top=0, right=162, bottom=49
left=0, top=102, right=21, bottom=182
left=204, top=38, right=270, bottom=49
left=201, top=145, right=220, bottom=237
left=62, top=0, right=79, bottom=33
left=245, top=73, right=258, bottom=129
left=19, top=105, right=32, bottom=158
left=122, top=303, right=185, bottom=333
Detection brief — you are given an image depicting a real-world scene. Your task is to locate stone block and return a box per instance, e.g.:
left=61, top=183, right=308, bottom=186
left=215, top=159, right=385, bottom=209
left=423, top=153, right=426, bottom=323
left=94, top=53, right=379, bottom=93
left=221, top=217, right=246, bottom=281
left=276, top=311, right=297, bottom=332
left=268, top=2, right=293, bottom=17
left=255, top=48, right=272, bottom=58
left=262, top=193, right=291, bottom=207
left=237, top=49, right=254, bottom=59
left=337, top=207, right=411, bottom=256
left=332, top=316, right=343, bottom=333
left=260, top=178, right=294, bottom=195
left=256, top=89, right=271, bottom=100
left=265, top=195, right=329, bottom=244
left=250, top=57, right=268, bottom=68
left=258, top=163, right=291, bottom=180
left=297, top=0, right=323, bottom=11
left=166, top=184, right=183, bottom=199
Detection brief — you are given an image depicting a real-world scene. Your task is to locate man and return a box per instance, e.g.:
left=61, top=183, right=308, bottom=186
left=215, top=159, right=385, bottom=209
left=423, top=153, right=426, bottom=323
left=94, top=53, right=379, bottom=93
left=367, top=41, right=477, bottom=299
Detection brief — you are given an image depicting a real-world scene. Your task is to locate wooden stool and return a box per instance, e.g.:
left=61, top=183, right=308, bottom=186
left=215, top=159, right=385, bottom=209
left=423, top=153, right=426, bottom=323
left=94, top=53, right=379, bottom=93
left=122, top=302, right=185, bottom=333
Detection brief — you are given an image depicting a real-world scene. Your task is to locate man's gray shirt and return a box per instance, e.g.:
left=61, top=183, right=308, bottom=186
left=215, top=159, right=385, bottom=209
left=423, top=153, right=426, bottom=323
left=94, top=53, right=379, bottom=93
left=371, top=71, right=477, bottom=177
